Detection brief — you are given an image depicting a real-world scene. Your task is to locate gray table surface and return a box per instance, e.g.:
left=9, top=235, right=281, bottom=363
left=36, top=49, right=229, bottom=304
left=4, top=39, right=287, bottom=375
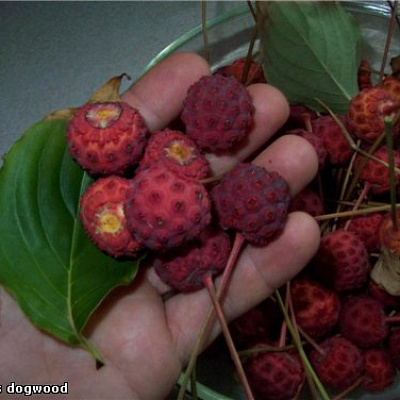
left=0, top=1, right=236, bottom=161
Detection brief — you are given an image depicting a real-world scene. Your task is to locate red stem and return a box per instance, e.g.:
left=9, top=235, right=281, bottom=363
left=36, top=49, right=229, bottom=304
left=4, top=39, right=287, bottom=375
left=203, top=275, right=255, bottom=400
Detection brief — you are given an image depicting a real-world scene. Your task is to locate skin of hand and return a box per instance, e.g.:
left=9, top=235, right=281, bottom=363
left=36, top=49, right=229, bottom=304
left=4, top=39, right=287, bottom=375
left=0, top=52, right=320, bottom=400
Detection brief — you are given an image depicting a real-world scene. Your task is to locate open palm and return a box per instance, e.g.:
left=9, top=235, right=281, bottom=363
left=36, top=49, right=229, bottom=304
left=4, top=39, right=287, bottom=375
left=0, top=52, right=320, bottom=400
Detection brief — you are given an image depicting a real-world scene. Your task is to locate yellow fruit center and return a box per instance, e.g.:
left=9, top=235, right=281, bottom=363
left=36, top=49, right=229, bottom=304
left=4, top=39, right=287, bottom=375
left=96, top=205, right=124, bottom=235
left=165, top=140, right=195, bottom=165
left=86, top=103, right=122, bottom=129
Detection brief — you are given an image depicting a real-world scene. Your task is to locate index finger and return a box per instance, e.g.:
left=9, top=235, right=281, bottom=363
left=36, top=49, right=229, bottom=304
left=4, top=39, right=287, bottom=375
left=121, top=52, right=211, bottom=131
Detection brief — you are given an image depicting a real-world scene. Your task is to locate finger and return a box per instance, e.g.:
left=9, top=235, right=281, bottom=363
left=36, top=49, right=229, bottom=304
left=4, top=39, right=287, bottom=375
left=206, top=83, right=290, bottom=175
left=121, top=51, right=211, bottom=131
left=253, top=134, right=319, bottom=196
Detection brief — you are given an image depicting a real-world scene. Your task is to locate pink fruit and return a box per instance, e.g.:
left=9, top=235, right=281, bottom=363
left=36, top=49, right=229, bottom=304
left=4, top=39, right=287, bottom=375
left=153, top=226, right=231, bottom=292
left=181, top=74, right=254, bottom=153
left=210, top=163, right=290, bottom=245
left=124, top=166, right=211, bottom=251
left=80, top=176, right=142, bottom=258
left=67, top=101, right=148, bottom=176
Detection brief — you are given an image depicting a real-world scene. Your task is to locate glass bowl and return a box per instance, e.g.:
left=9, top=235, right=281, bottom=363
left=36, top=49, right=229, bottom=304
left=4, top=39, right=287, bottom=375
left=147, top=2, right=400, bottom=400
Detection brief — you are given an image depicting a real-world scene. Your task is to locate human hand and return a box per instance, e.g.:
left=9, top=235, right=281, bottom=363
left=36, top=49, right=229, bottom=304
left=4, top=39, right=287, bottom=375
left=0, top=52, right=320, bottom=400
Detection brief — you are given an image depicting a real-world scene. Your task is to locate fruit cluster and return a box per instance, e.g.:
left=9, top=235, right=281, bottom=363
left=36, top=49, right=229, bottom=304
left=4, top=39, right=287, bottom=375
left=68, top=72, right=290, bottom=295
left=220, top=56, right=400, bottom=399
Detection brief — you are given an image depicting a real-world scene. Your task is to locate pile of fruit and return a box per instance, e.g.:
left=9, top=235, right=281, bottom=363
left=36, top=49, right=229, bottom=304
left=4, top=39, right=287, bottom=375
left=215, top=47, right=400, bottom=400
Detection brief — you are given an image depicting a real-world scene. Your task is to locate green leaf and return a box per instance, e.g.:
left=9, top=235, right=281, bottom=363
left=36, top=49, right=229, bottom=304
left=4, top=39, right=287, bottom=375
left=257, top=1, right=364, bottom=114
left=0, top=119, right=139, bottom=358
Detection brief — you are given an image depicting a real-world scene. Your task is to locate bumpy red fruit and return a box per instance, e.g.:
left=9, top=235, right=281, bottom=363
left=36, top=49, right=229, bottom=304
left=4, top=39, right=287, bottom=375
left=339, top=295, right=389, bottom=348
left=124, top=166, right=211, bottom=251
left=153, top=226, right=231, bottom=292
left=346, top=86, right=400, bottom=143
left=290, top=277, right=341, bottom=338
left=361, top=348, right=396, bottom=392
left=80, top=176, right=141, bottom=258
left=312, top=229, right=371, bottom=291
left=67, top=101, right=148, bottom=176
left=244, top=348, right=304, bottom=400
left=211, top=163, right=290, bottom=245
left=289, top=186, right=324, bottom=218
left=137, top=129, right=210, bottom=180
left=181, top=75, right=254, bottom=153
left=354, top=146, right=400, bottom=195
left=311, top=115, right=353, bottom=166
left=309, top=336, right=364, bottom=389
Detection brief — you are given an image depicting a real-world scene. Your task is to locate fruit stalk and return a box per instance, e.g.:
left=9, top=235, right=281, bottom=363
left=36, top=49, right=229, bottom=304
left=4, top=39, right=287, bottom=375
left=203, top=274, right=255, bottom=400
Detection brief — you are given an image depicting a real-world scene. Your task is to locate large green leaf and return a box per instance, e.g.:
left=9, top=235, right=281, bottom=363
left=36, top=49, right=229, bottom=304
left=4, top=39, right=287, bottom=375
left=257, top=1, right=364, bottom=114
left=0, top=119, right=139, bottom=358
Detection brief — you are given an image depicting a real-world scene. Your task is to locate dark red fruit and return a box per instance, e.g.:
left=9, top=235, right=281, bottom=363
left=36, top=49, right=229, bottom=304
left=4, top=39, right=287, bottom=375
left=290, top=277, right=341, bottom=338
left=153, top=226, right=231, bottom=292
left=230, top=298, right=283, bottom=348
left=309, top=336, right=364, bottom=389
left=312, top=229, right=371, bottom=292
left=360, top=348, right=396, bottom=392
left=346, top=212, right=383, bottom=252
left=244, top=347, right=304, bottom=400
left=211, top=163, right=290, bottom=245
left=181, top=75, right=254, bottom=153
left=124, top=166, right=211, bottom=251
left=311, top=115, right=353, bottom=166
left=388, top=328, right=400, bottom=370
left=339, top=295, right=389, bottom=348
left=289, top=186, right=324, bottom=218
left=67, top=101, right=148, bottom=176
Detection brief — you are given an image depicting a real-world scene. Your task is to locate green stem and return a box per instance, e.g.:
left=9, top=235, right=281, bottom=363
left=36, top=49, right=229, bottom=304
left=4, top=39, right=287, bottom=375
left=80, top=337, right=104, bottom=369
left=275, top=289, right=331, bottom=400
